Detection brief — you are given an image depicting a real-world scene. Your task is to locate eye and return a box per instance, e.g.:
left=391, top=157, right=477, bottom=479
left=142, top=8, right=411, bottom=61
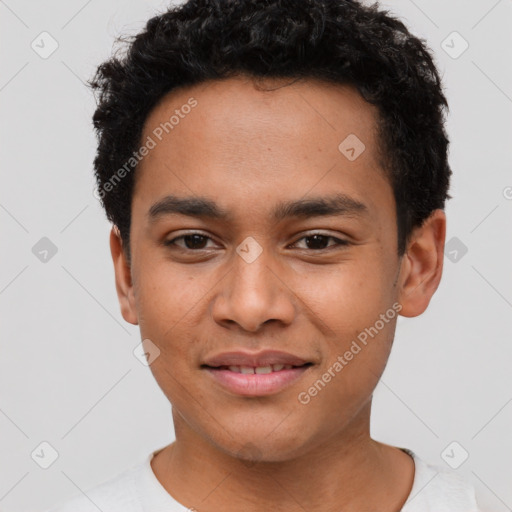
left=163, top=231, right=350, bottom=252
left=290, top=233, right=350, bottom=251
left=164, top=232, right=217, bottom=250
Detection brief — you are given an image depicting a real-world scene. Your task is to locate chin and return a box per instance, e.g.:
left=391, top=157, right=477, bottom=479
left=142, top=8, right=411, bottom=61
left=209, top=425, right=317, bottom=465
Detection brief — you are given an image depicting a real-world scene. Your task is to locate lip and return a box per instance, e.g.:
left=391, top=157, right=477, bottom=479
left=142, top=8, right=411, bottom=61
left=201, top=350, right=314, bottom=397
left=203, top=366, right=312, bottom=396
left=202, top=349, right=311, bottom=368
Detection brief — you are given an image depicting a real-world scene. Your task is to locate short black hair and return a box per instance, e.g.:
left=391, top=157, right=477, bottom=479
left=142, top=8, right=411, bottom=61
left=89, top=0, right=451, bottom=258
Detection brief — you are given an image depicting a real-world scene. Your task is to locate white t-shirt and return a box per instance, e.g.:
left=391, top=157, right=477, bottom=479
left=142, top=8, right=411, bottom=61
left=46, top=447, right=481, bottom=512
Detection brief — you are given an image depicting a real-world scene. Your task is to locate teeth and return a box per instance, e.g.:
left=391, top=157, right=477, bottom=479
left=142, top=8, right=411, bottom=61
left=255, top=366, right=272, bottom=374
left=225, top=364, right=295, bottom=373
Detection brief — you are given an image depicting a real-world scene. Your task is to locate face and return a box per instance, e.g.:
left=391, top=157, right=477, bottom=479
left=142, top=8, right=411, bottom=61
left=111, top=75, right=445, bottom=462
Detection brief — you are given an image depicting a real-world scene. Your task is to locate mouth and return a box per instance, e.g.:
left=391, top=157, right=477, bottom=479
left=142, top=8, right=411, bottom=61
left=202, top=362, right=313, bottom=373
left=201, top=362, right=314, bottom=396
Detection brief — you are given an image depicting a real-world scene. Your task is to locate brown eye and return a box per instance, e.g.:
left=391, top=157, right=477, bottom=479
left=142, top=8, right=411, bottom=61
left=291, top=234, right=349, bottom=250
left=164, top=233, right=215, bottom=250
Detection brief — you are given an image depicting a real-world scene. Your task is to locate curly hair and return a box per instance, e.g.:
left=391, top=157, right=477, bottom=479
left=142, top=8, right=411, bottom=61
left=89, top=0, right=451, bottom=257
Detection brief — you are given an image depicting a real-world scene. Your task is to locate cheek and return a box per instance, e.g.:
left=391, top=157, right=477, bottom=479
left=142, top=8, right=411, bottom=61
left=132, top=268, right=208, bottom=403
left=296, top=257, right=397, bottom=386
left=133, top=256, right=200, bottom=335
left=297, top=322, right=395, bottom=434
left=140, top=302, right=203, bottom=409
left=295, top=256, right=391, bottom=332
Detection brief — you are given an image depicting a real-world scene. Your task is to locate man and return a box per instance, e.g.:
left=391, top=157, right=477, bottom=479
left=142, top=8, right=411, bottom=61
left=49, top=0, right=481, bottom=510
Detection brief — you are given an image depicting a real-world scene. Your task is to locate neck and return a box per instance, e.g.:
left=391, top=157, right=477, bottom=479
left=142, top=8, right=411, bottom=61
left=151, top=401, right=414, bottom=512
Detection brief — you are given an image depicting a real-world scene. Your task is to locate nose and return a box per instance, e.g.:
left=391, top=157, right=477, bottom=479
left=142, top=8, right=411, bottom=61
left=210, top=244, right=296, bottom=333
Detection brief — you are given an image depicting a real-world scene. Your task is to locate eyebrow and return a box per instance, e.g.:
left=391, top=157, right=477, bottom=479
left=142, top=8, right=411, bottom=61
left=148, top=193, right=369, bottom=222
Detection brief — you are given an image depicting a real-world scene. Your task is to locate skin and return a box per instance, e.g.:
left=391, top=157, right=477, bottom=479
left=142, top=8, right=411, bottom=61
left=110, top=75, right=446, bottom=512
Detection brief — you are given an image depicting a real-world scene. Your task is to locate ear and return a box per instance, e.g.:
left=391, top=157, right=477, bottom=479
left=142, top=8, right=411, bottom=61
left=110, top=226, right=139, bottom=325
left=397, top=209, right=446, bottom=317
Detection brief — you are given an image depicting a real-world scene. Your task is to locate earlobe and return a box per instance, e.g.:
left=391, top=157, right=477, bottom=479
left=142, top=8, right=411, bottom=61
left=110, top=226, right=139, bottom=325
left=397, top=209, right=446, bottom=318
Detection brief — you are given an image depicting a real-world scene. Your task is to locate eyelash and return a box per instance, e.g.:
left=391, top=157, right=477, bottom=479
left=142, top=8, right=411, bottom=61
left=163, top=232, right=350, bottom=252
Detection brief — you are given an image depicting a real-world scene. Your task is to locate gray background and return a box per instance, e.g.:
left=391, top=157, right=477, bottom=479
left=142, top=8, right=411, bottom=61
left=1, top=0, right=511, bottom=510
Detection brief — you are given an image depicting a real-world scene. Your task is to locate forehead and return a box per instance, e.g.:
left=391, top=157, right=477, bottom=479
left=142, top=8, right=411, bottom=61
left=141, top=75, right=380, bottom=157
left=133, top=75, right=394, bottom=227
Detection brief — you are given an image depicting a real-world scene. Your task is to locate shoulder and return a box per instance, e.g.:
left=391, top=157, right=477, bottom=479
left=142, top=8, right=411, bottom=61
left=45, top=459, right=145, bottom=512
left=401, top=448, right=481, bottom=512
